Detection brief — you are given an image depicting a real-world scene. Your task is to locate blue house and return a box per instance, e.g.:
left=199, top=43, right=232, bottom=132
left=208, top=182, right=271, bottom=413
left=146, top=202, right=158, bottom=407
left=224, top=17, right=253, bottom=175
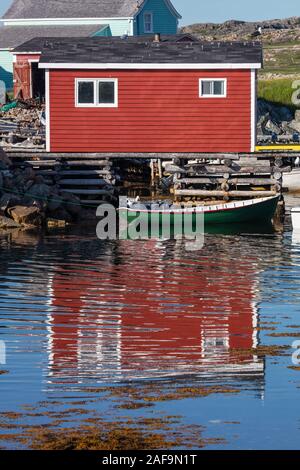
left=0, top=0, right=181, bottom=91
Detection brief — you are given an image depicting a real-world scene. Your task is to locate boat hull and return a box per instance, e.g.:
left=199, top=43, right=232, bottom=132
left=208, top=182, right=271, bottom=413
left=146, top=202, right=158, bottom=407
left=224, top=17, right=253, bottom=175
left=120, top=196, right=279, bottom=227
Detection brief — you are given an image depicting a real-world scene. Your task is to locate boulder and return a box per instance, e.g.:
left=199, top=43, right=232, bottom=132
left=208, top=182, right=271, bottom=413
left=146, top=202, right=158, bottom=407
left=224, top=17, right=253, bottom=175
left=34, top=175, right=45, bottom=184
left=61, top=192, right=82, bottom=217
left=289, top=120, right=300, bottom=133
left=8, top=205, right=43, bottom=227
left=23, top=167, right=36, bottom=182
left=0, top=215, right=20, bottom=229
left=265, top=119, right=282, bottom=134
left=47, top=194, right=63, bottom=212
left=294, top=110, right=300, bottom=123
left=0, top=193, right=22, bottom=215
left=26, top=183, right=51, bottom=200
left=0, top=148, right=12, bottom=169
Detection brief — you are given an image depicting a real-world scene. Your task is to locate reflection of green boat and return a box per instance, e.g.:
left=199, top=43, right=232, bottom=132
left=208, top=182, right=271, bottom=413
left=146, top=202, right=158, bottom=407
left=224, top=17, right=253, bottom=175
left=119, top=196, right=279, bottom=226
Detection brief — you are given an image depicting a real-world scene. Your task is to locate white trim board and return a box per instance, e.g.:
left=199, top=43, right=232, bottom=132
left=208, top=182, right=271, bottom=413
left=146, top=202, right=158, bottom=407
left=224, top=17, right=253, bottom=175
left=1, top=17, right=133, bottom=22
left=45, top=69, right=50, bottom=152
left=13, top=52, right=42, bottom=55
left=39, top=63, right=262, bottom=70
left=250, top=69, right=257, bottom=152
left=199, top=78, right=227, bottom=98
left=75, top=78, right=118, bottom=108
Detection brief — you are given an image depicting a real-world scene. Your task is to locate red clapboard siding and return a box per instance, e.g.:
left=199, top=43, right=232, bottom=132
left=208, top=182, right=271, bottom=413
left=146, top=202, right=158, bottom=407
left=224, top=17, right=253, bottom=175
left=49, top=69, right=252, bottom=153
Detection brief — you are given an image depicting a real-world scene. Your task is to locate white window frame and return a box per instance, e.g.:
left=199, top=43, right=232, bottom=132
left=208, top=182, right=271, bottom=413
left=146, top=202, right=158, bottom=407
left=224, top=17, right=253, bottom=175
left=75, top=78, right=118, bottom=108
left=199, top=78, right=227, bottom=98
left=143, top=11, right=153, bottom=33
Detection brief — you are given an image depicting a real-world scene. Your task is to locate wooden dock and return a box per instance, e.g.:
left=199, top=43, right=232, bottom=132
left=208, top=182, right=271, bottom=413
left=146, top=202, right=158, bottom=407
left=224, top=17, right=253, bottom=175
left=4, top=149, right=296, bottom=205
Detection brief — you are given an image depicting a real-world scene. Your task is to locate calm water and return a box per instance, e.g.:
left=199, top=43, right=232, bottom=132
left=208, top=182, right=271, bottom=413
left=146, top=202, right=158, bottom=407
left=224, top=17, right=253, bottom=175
left=0, top=196, right=300, bottom=449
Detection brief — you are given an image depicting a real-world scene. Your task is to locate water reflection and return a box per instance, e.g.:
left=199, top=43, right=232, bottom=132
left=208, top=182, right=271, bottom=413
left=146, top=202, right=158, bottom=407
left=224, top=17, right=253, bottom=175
left=1, top=209, right=299, bottom=449
left=0, top=226, right=289, bottom=394
left=34, top=233, right=273, bottom=387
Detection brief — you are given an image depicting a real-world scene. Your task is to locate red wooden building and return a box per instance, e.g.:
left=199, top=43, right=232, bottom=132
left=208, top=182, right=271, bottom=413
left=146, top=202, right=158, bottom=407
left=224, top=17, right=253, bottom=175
left=15, top=36, right=262, bottom=153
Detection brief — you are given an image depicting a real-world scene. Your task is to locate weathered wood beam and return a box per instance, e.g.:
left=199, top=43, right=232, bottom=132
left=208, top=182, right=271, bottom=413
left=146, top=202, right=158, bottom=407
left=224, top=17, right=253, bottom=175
left=175, top=177, right=278, bottom=185
left=164, top=164, right=272, bottom=174
left=174, top=190, right=278, bottom=197
left=62, top=189, right=114, bottom=195
left=59, top=179, right=110, bottom=186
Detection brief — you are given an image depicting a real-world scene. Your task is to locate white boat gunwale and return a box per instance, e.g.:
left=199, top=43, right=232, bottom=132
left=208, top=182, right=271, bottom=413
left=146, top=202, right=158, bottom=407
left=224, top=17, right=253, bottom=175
left=118, top=196, right=279, bottom=215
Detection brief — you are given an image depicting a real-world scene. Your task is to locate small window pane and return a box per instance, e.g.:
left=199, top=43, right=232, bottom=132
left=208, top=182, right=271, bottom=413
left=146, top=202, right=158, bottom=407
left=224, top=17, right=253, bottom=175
left=144, top=13, right=153, bottom=32
left=214, top=81, right=224, bottom=95
left=78, top=81, right=94, bottom=104
left=202, top=81, right=212, bottom=95
left=99, top=81, right=115, bottom=104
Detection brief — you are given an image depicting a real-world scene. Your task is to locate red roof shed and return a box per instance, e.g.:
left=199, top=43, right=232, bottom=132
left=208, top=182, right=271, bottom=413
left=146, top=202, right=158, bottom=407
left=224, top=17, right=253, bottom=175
left=35, top=36, right=263, bottom=154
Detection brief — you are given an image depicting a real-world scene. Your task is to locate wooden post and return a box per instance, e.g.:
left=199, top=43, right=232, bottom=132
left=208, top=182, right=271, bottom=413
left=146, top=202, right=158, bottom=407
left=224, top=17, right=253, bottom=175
left=158, top=158, right=163, bottom=180
left=150, top=159, right=155, bottom=187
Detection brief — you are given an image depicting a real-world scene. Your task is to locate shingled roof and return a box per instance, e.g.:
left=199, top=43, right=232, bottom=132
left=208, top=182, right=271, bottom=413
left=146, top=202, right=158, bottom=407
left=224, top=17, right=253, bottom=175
left=35, top=36, right=263, bottom=66
left=13, top=34, right=198, bottom=52
left=3, top=0, right=181, bottom=19
left=0, top=25, right=109, bottom=49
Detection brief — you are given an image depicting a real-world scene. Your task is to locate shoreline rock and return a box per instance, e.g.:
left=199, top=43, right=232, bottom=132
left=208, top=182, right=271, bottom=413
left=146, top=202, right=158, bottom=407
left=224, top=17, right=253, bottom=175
left=0, top=147, right=98, bottom=231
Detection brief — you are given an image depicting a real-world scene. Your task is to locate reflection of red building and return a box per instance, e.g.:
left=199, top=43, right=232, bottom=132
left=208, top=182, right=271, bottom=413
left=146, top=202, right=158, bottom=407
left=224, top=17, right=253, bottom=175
left=47, top=239, right=263, bottom=383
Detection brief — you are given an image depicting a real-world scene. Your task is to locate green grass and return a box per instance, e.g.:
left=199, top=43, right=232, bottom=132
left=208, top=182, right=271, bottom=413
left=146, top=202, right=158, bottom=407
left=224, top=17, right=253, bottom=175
left=258, top=78, right=300, bottom=109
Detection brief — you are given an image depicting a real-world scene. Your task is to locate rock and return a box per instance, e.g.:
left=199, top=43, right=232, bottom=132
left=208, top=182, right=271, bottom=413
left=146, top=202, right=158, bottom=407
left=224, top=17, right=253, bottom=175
left=25, top=198, right=48, bottom=212
left=265, top=119, right=282, bottom=134
left=13, top=172, right=26, bottom=187
left=0, top=172, right=3, bottom=190
left=289, top=120, right=300, bottom=133
left=0, top=148, right=12, bottom=169
left=277, top=105, right=293, bottom=122
left=257, top=99, right=296, bottom=136
left=0, top=193, right=22, bottom=214
left=26, top=183, right=51, bottom=200
left=61, top=192, right=82, bottom=217
left=47, top=194, right=63, bottom=212
left=3, top=176, right=14, bottom=191
left=295, top=110, right=300, bottom=123
left=8, top=205, right=43, bottom=227
left=24, top=179, right=35, bottom=191
left=0, top=215, right=20, bottom=229
left=34, top=175, right=45, bottom=184
left=23, top=167, right=36, bottom=182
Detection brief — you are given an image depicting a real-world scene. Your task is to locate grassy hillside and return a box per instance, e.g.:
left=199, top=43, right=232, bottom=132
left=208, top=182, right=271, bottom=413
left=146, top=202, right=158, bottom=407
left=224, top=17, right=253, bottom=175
left=258, top=79, right=299, bottom=108
left=262, top=42, right=300, bottom=76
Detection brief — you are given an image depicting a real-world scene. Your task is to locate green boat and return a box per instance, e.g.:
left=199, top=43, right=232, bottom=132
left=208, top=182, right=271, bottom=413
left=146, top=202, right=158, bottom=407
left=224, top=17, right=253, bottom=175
left=118, top=195, right=279, bottom=227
